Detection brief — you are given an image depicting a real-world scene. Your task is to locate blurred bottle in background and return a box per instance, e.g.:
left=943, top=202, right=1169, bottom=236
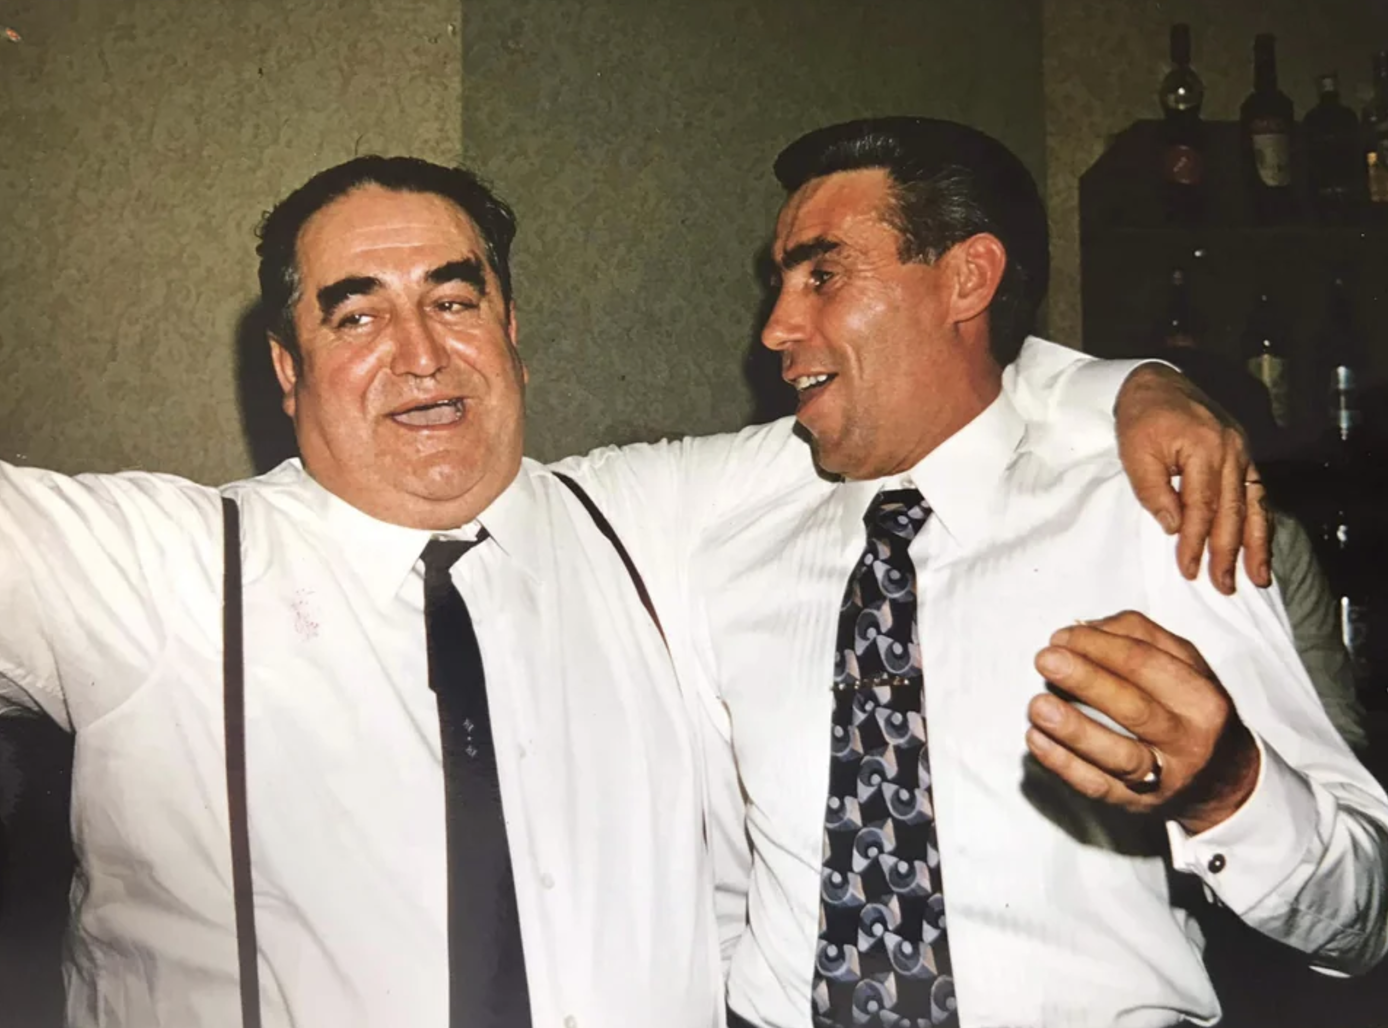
left=1158, top=24, right=1206, bottom=224
left=1241, top=33, right=1296, bottom=223
left=1241, top=289, right=1292, bottom=427
left=1362, top=51, right=1388, bottom=209
left=1305, top=72, right=1364, bottom=222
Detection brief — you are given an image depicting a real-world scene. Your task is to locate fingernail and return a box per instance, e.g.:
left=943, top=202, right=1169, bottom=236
left=1184, top=558, right=1199, bottom=580
left=1036, top=648, right=1071, bottom=677
left=1221, top=571, right=1236, bottom=594
left=1031, top=697, right=1063, bottom=727
left=1158, top=511, right=1179, bottom=534
left=1050, top=627, right=1073, bottom=647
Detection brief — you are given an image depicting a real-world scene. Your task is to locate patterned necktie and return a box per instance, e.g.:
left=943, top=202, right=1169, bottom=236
left=812, top=489, right=956, bottom=1028
left=421, top=535, right=533, bottom=1028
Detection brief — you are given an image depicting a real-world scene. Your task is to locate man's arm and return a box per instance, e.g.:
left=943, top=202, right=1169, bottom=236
left=0, top=463, right=215, bottom=729
left=1268, top=510, right=1368, bottom=752
left=1026, top=566, right=1388, bottom=971
left=1006, top=338, right=1271, bottom=596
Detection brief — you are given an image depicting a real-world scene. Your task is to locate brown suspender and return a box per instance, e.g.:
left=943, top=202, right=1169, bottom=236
left=221, top=495, right=261, bottom=1028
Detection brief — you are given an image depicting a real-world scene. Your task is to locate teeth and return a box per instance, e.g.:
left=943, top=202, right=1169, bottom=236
left=793, top=374, right=831, bottom=391
left=393, top=399, right=464, bottom=427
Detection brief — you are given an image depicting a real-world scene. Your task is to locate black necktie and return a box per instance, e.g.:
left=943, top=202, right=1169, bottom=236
left=812, top=489, right=957, bottom=1027
left=421, top=534, right=532, bottom=1028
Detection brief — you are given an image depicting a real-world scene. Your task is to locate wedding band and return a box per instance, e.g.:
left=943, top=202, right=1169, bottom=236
left=1125, top=747, right=1164, bottom=795
left=1244, top=479, right=1264, bottom=487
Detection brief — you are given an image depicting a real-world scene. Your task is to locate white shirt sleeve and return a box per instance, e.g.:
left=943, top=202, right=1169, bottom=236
left=0, top=462, right=218, bottom=730
left=1144, top=531, right=1388, bottom=974
left=1004, top=336, right=1156, bottom=464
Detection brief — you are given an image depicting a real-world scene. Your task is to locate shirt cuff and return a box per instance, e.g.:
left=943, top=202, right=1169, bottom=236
left=1165, top=734, right=1319, bottom=915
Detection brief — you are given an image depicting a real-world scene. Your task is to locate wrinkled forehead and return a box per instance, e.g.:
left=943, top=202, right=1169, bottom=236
left=772, top=168, right=898, bottom=257
left=296, top=186, right=489, bottom=283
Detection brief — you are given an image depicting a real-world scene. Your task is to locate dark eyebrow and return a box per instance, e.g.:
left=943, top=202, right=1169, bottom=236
left=427, top=257, right=488, bottom=294
left=779, top=237, right=840, bottom=271
left=317, top=276, right=381, bottom=323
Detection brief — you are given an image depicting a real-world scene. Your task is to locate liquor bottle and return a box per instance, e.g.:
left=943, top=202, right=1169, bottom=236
left=1319, top=273, right=1363, bottom=450
left=1158, top=24, right=1205, bottom=223
left=1241, top=290, right=1291, bottom=427
left=1304, top=73, right=1364, bottom=221
left=1363, top=51, right=1388, bottom=207
left=1159, top=267, right=1198, bottom=349
left=1240, top=34, right=1296, bottom=222
left=1313, top=275, right=1378, bottom=695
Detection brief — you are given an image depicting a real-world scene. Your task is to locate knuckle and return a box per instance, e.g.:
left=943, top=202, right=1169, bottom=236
left=1077, top=773, right=1109, bottom=800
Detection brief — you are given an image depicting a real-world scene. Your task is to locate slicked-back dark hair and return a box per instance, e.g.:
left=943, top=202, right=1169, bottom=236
left=773, top=117, right=1048, bottom=365
left=256, top=156, right=517, bottom=367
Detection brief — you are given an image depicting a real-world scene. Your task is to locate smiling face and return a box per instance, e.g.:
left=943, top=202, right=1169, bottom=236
left=270, top=185, right=526, bottom=529
left=762, top=168, right=1001, bottom=480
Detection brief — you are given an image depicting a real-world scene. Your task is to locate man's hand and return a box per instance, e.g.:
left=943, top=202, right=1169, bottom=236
left=1025, top=611, right=1261, bottom=835
left=1114, top=364, right=1272, bottom=595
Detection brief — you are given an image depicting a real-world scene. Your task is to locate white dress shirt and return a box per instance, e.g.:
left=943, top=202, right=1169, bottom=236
left=564, top=339, right=1388, bottom=1028
left=0, top=457, right=722, bottom=1027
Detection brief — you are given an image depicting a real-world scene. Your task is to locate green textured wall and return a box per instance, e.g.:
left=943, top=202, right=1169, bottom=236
left=0, top=0, right=463, bottom=482
left=0, top=0, right=1043, bottom=478
left=1043, top=0, right=1388, bottom=349
left=463, top=0, right=1045, bottom=462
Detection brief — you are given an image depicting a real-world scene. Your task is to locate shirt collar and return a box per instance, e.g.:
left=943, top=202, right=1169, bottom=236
left=837, top=389, right=1027, bottom=551
left=293, top=458, right=545, bottom=609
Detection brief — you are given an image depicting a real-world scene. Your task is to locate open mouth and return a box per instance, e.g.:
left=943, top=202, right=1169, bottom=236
left=791, top=373, right=836, bottom=404
left=389, top=398, right=466, bottom=428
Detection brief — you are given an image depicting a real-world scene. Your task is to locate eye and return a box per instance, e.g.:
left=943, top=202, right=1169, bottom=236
left=809, top=266, right=834, bottom=290
left=334, top=311, right=373, bottom=330
left=435, top=297, right=480, bottom=314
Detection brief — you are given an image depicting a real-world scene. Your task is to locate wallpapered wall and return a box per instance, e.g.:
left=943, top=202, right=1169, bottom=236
left=0, top=0, right=1044, bottom=480
left=463, top=0, right=1046, bottom=462
left=1042, top=0, right=1388, bottom=349
left=0, top=0, right=463, bottom=482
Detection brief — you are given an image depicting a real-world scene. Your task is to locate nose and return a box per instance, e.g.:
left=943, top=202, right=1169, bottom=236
left=389, top=307, right=449, bottom=377
left=761, top=288, right=803, bottom=353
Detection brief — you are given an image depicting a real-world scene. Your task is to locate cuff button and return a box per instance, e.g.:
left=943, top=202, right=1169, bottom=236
left=1207, top=854, right=1226, bottom=874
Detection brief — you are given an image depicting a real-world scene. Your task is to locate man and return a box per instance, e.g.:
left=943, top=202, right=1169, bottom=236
left=560, top=119, right=1388, bottom=1027
left=0, top=153, right=1258, bottom=1026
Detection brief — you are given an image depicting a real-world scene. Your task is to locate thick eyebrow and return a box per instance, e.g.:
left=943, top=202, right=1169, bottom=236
left=778, top=237, right=840, bottom=272
left=427, top=257, right=488, bottom=294
left=314, top=257, right=488, bottom=325
left=317, top=276, right=381, bottom=323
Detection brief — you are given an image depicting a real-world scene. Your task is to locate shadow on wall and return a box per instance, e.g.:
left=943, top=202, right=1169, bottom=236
left=236, top=300, right=299, bottom=475
left=743, top=243, right=796, bottom=426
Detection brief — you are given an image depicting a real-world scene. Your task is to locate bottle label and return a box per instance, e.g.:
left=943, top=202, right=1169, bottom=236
left=1163, top=144, right=1204, bottom=186
left=1248, top=353, right=1290, bottom=425
left=1251, top=127, right=1292, bottom=187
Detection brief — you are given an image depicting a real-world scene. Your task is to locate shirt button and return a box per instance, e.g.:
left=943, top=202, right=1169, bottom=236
left=541, top=872, right=555, bottom=890
left=1208, top=854, right=1227, bottom=874
left=564, top=1017, right=577, bottom=1028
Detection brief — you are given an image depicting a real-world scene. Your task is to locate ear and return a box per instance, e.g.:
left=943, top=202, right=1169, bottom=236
left=268, top=335, right=299, bottom=419
left=506, top=301, right=528, bottom=386
left=948, top=233, right=1008, bottom=327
